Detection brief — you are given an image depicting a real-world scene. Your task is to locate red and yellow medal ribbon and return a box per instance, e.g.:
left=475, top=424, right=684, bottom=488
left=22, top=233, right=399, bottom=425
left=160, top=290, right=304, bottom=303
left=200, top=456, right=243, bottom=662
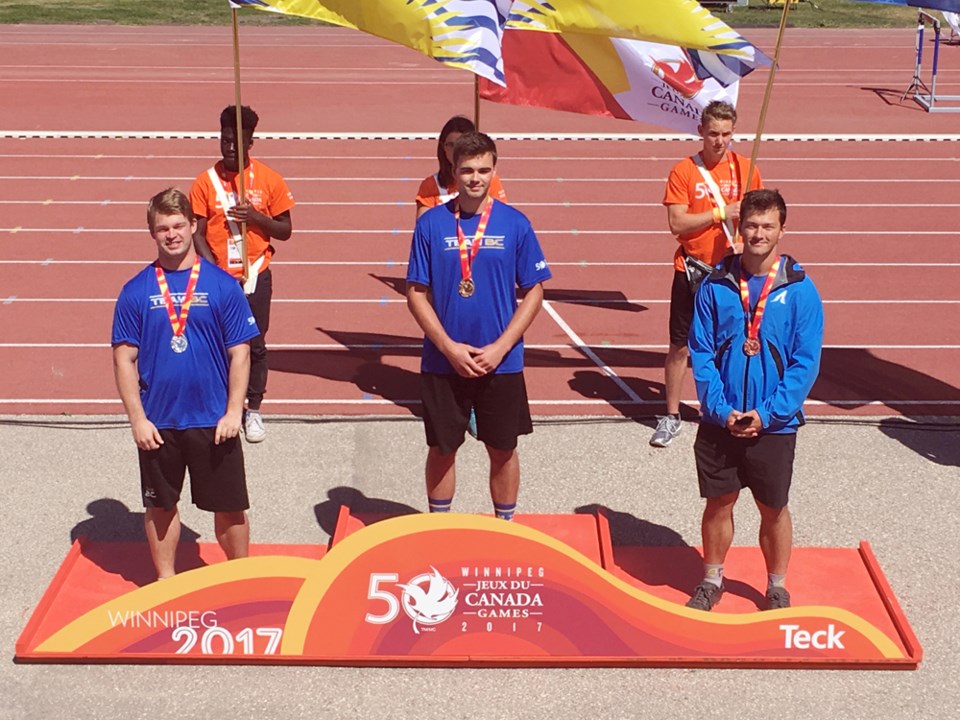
left=739, top=256, right=782, bottom=345
left=155, top=259, right=201, bottom=339
left=455, top=197, right=493, bottom=285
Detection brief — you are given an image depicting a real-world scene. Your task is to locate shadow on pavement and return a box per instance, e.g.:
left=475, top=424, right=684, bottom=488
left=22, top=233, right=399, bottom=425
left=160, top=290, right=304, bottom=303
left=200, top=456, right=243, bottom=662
left=70, top=498, right=203, bottom=586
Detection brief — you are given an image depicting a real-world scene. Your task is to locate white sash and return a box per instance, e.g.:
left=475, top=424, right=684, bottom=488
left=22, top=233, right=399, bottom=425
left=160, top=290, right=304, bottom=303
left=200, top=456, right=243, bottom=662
left=692, top=153, right=736, bottom=250
left=433, top=173, right=459, bottom=205
left=206, top=167, right=265, bottom=295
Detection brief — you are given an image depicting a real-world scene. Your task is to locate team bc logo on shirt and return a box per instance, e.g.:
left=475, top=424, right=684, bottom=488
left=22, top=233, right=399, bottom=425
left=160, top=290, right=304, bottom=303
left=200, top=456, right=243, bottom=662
left=148, top=292, right=210, bottom=309
left=442, top=234, right=505, bottom=251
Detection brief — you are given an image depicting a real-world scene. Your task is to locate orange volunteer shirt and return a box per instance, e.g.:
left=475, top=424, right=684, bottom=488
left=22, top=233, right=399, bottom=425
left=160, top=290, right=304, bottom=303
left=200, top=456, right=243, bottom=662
left=415, top=173, right=508, bottom=210
left=191, top=158, right=295, bottom=279
left=663, top=151, right=761, bottom=272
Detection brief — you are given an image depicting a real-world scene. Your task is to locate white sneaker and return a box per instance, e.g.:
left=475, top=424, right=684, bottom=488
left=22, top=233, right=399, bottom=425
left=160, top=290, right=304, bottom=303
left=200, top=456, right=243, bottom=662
left=244, top=410, right=266, bottom=443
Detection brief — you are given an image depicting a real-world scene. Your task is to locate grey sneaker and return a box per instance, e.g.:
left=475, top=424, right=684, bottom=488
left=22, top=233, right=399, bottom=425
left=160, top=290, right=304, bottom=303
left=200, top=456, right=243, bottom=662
left=650, top=415, right=682, bottom=447
left=244, top=410, right=266, bottom=443
left=686, top=581, right=725, bottom=611
left=765, top=586, right=791, bottom=610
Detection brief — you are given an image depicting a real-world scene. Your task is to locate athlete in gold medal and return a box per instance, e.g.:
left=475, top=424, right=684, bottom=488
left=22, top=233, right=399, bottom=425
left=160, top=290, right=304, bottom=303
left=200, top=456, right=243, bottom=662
left=406, top=132, right=552, bottom=523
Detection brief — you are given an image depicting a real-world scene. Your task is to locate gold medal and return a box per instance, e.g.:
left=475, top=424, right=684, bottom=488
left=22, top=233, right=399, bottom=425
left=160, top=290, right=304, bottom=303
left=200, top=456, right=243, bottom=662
left=742, top=337, right=761, bottom=356
left=458, top=278, right=475, bottom=298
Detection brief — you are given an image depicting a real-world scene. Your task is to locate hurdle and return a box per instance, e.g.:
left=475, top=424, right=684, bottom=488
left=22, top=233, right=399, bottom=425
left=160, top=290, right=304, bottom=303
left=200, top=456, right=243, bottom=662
left=901, top=10, right=960, bottom=112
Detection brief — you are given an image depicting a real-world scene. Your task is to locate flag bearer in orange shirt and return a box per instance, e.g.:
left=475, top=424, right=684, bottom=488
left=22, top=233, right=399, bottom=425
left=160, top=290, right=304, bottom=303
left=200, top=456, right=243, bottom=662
left=191, top=105, right=295, bottom=443
left=651, top=101, right=762, bottom=448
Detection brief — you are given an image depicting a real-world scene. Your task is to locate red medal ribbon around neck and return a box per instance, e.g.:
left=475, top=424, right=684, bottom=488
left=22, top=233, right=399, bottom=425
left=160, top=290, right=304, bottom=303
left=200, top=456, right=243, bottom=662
left=455, top=197, right=493, bottom=285
left=739, top=256, right=782, bottom=346
left=155, top=259, right=201, bottom=339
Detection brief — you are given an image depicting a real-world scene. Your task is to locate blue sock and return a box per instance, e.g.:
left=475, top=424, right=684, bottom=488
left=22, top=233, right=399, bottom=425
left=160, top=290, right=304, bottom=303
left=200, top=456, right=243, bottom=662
left=494, top=502, right=516, bottom=521
left=428, top=497, right=452, bottom=513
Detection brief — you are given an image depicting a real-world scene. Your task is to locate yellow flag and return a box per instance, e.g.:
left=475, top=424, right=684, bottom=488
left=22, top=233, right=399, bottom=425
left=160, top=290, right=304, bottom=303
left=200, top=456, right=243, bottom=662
left=231, top=0, right=757, bottom=86
left=505, top=1, right=756, bottom=57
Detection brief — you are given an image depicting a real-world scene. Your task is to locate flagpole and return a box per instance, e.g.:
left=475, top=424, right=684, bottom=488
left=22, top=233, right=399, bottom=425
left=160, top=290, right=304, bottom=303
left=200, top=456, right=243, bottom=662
left=231, top=7, right=250, bottom=283
left=474, top=74, right=481, bottom=130
left=745, top=0, right=793, bottom=192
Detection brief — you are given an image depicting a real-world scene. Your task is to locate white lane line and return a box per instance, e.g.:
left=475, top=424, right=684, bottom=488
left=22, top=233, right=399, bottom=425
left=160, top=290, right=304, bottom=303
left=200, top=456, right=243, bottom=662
left=0, top=398, right=958, bottom=407
left=2, top=175, right=957, bottom=183
left=3, top=343, right=960, bottom=350
left=3, top=199, right=960, bottom=210
left=542, top=300, right=640, bottom=405
left=2, top=299, right=959, bottom=307
left=5, top=260, right=960, bottom=269
left=1, top=131, right=957, bottom=142
left=4, top=228, right=958, bottom=236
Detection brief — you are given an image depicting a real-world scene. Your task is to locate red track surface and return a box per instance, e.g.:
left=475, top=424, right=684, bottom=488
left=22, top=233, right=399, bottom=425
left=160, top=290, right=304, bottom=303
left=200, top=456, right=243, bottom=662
left=1, top=25, right=959, bottom=417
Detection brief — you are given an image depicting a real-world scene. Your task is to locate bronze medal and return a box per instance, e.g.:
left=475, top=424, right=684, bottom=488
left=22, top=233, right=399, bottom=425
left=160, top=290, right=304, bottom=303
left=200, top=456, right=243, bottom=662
left=458, top=278, right=475, bottom=298
left=742, top=337, right=761, bottom=356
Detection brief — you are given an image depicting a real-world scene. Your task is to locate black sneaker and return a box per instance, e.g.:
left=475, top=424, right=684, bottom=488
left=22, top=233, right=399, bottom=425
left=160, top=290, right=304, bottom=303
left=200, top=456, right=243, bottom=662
left=765, top=586, right=791, bottom=610
left=685, top=581, right=725, bottom=611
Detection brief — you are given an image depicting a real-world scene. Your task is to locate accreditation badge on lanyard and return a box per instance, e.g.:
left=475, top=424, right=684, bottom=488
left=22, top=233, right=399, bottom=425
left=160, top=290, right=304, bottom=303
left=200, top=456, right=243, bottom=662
left=208, top=166, right=254, bottom=269
left=454, top=197, right=493, bottom=299
left=739, top=257, right=782, bottom=357
left=155, top=259, right=201, bottom=353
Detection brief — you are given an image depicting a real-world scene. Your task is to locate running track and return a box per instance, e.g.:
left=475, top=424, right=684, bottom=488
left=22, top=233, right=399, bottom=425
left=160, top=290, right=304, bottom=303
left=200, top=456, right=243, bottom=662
left=1, top=24, right=958, bottom=417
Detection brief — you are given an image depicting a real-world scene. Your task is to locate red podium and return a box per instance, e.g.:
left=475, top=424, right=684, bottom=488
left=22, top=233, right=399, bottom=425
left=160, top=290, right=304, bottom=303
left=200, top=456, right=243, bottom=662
left=16, top=510, right=920, bottom=668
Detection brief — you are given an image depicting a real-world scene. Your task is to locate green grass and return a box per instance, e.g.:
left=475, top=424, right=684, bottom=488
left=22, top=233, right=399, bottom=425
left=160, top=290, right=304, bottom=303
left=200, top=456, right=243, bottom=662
left=713, top=1, right=920, bottom=28
left=0, top=1, right=309, bottom=25
left=0, top=0, right=925, bottom=28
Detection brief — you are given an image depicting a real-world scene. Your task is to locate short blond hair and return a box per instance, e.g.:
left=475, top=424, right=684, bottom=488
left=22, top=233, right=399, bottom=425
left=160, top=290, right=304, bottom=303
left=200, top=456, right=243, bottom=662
left=147, top=188, right=194, bottom=232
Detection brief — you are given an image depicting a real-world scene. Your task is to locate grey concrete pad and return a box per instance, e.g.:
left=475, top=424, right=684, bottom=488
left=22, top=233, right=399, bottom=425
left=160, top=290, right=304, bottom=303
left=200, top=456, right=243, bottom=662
left=1, top=415, right=958, bottom=720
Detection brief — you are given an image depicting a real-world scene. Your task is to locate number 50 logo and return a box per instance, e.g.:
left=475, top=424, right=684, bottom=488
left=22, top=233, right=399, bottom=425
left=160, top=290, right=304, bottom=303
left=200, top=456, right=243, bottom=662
left=365, top=569, right=460, bottom=634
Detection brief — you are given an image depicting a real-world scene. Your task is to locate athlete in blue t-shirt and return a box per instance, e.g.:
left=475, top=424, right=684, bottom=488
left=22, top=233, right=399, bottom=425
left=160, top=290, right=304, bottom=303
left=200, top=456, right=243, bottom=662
left=406, top=131, right=552, bottom=521
left=112, top=188, right=259, bottom=580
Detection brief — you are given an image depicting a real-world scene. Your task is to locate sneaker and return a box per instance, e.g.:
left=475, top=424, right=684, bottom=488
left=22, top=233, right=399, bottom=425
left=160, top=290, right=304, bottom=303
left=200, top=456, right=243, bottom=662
left=686, top=581, right=725, bottom=611
left=243, top=410, right=266, bottom=443
left=765, top=586, right=791, bottom=610
left=466, top=407, right=478, bottom=440
left=650, top=415, right=682, bottom=447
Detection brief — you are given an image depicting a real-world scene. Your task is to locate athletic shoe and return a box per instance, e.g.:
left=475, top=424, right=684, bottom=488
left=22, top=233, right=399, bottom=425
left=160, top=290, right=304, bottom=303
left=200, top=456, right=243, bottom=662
left=765, top=586, right=791, bottom=610
left=685, top=581, right=725, bottom=611
left=649, top=415, right=682, bottom=447
left=244, top=410, right=266, bottom=443
left=466, top=407, right=478, bottom=440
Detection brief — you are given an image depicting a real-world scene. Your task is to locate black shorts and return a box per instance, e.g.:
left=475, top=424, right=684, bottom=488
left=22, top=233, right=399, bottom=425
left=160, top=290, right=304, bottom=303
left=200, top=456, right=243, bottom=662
left=138, top=428, right=249, bottom=513
left=668, top=270, right=695, bottom=347
left=421, top=372, right=533, bottom=455
left=693, top=422, right=797, bottom=509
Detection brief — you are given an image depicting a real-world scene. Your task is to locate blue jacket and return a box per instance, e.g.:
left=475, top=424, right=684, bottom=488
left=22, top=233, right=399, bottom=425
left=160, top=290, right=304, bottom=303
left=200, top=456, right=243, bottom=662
left=689, top=254, right=824, bottom=433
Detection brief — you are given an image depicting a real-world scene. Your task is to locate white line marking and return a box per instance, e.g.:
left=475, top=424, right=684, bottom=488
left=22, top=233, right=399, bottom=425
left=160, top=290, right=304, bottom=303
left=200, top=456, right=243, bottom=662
left=0, top=398, right=957, bottom=407
left=1, top=131, right=957, bottom=142
left=543, top=300, right=638, bottom=404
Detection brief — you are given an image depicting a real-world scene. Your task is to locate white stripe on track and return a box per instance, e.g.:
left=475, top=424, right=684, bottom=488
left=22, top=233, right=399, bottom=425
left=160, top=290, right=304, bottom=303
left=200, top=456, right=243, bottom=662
left=1, top=131, right=957, bottom=142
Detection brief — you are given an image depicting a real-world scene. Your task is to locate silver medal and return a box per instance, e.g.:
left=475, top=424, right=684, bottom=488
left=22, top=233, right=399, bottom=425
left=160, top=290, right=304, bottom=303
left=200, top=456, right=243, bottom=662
left=170, top=335, right=188, bottom=353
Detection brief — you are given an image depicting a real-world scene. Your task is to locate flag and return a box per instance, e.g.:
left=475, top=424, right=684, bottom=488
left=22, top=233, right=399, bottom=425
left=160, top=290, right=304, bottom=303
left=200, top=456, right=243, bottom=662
left=480, top=29, right=769, bottom=134
left=231, top=1, right=765, bottom=87
left=504, top=0, right=760, bottom=58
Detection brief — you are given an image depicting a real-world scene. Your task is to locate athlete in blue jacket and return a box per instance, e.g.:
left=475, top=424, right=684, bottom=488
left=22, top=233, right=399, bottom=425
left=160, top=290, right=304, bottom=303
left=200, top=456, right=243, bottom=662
left=686, top=189, right=823, bottom=612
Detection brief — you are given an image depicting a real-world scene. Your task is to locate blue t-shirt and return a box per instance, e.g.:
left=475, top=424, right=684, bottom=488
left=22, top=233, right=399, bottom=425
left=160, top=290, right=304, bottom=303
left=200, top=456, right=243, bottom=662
left=407, top=200, right=551, bottom=374
left=111, top=258, right=259, bottom=429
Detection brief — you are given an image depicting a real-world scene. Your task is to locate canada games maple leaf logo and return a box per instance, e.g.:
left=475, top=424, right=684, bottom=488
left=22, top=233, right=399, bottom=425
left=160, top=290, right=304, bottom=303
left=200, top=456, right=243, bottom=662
left=397, top=567, right=459, bottom=634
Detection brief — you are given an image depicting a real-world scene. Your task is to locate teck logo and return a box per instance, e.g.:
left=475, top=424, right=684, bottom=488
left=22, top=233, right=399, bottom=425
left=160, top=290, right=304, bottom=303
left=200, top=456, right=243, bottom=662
left=780, top=623, right=846, bottom=650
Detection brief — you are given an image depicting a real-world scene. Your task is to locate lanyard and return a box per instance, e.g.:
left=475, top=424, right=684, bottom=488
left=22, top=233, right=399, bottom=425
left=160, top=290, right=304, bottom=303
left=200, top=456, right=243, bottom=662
left=739, top=257, right=781, bottom=355
left=155, top=259, right=201, bottom=338
left=455, top=197, right=493, bottom=284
